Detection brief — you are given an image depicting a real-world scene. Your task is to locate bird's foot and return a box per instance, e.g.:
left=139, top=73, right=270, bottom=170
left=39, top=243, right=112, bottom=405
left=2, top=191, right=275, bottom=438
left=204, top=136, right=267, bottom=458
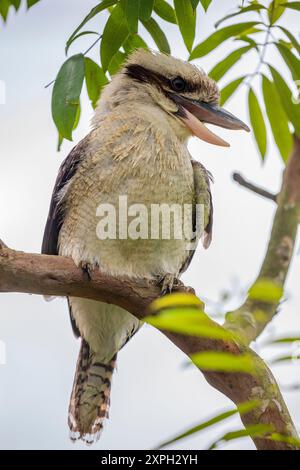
left=80, top=261, right=95, bottom=280
left=157, top=273, right=180, bottom=296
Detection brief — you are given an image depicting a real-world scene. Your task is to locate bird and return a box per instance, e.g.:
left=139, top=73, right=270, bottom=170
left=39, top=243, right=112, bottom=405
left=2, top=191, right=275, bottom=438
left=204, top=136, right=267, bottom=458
left=42, top=48, right=249, bottom=444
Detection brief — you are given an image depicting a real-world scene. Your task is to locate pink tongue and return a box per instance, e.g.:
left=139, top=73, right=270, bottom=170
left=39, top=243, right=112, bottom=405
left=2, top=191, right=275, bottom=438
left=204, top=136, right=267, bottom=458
left=183, top=108, right=230, bottom=147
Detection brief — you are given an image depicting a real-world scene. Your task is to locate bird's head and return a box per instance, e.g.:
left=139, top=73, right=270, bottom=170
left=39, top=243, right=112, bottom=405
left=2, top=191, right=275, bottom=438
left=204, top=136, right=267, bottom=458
left=119, top=49, right=250, bottom=146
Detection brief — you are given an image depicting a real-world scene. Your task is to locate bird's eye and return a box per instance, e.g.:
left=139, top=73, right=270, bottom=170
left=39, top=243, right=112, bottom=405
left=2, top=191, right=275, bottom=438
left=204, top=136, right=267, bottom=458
left=171, top=76, right=186, bottom=92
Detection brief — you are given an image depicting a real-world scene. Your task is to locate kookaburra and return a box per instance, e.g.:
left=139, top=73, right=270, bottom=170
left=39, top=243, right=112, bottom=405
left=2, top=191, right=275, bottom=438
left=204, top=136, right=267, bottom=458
left=42, top=49, right=249, bottom=444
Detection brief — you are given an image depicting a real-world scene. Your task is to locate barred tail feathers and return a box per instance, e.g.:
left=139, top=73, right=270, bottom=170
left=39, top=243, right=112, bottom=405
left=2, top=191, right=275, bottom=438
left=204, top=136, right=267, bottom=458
left=68, top=339, right=117, bottom=444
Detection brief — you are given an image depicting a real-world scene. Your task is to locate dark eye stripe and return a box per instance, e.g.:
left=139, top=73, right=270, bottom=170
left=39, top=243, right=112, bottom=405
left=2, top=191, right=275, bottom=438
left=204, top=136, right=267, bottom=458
left=125, top=64, right=199, bottom=93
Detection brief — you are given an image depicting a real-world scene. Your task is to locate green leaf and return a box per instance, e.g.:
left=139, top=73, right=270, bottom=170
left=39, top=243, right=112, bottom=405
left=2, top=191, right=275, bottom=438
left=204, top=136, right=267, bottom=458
left=141, top=17, right=170, bottom=53
left=157, top=400, right=261, bottom=449
left=174, top=0, right=196, bottom=52
left=0, top=0, right=10, bottom=21
left=270, top=354, right=300, bottom=364
left=269, top=65, right=300, bottom=136
left=139, top=0, right=154, bottom=20
left=262, top=75, right=292, bottom=162
left=153, top=0, right=176, bottom=24
left=145, top=308, right=234, bottom=340
left=200, top=0, right=212, bottom=11
left=276, top=43, right=300, bottom=81
left=66, top=0, right=117, bottom=51
left=150, top=292, right=204, bottom=311
left=280, top=2, right=300, bottom=11
left=73, top=101, right=81, bottom=130
left=220, top=76, right=245, bottom=106
left=278, top=26, right=300, bottom=56
left=268, top=433, right=300, bottom=447
left=209, top=424, right=274, bottom=449
left=248, top=87, right=267, bottom=160
left=209, top=46, right=251, bottom=82
left=65, top=31, right=100, bottom=55
left=10, top=0, right=21, bottom=10
left=107, top=51, right=126, bottom=75
left=215, top=4, right=266, bottom=29
left=121, top=0, right=139, bottom=33
left=101, top=4, right=129, bottom=72
left=268, top=0, right=286, bottom=24
left=190, top=351, right=255, bottom=373
left=267, top=335, right=300, bottom=344
left=51, top=54, right=85, bottom=140
left=123, top=34, right=148, bottom=53
left=190, top=0, right=200, bottom=9
left=248, top=279, right=283, bottom=303
left=85, top=58, right=108, bottom=108
left=190, top=22, right=258, bottom=60
left=27, top=0, right=40, bottom=8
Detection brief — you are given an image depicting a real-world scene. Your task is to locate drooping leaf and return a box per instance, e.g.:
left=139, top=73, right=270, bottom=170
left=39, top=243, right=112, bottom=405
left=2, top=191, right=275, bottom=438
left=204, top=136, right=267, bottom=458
left=190, top=0, right=200, bottom=9
left=220, top=76, right=245, bottom=106
left=51, top=54, right=85, bottom=140
left=270, top=354, right=300, bottom=364
left=209, top=46, right=251, bottom=82
left=145, top=308, right=234, bottom=340
left=153, top=0, right=176, bottom=24
left=174, top=0, right=196, bottom=52
left=0, top=0, right=10, bottom=21
left=190, top=22, right=258, bottom=60
left=262, top=75, right=292, bottom=162
left=268, top=0, right=286, bottom=24
left=150, top=292, right=204, bottom=312
left=190, top=351, right=255, bottom=373
left=248, top=87, right=267, bottom=160
left=121, top=0, right=139, bottom=33
left=276, top=43, right=300, bottom=81
left=27, top=0, right=40, bottom=7
left=215, top=4, right=266, bottom=29
left=157, top=400, right=261, bottom=449
left=123, top=34, right=148, bottom=53
left=107, top=50, right=126, bottom=75
left=278, top=26, right=300, bottom=56
left=280, top=2, right=300, bottom=11
left=65, top=31, right=100, bottom=55
left=268, top=433, right=300, bottom=447
left=209, top=424, right=274, bottom=449
left=269, top=65, right=300, bottom=136
left=199, top=0, right=212, bottom=11
left=101, top=4, right=129, bottom=72
left=139, top=0, right=154, bottom=20
left=141, top=17, right=170, bottom=53
left=248, top=279, right=283, bottom=303
left=85, top=58, right=108, bottom=108
left=267, top=335, right=300, bottom=344
left=10, top=0, right=21, bottom=11
left=66, top=0, right=117, bottom=52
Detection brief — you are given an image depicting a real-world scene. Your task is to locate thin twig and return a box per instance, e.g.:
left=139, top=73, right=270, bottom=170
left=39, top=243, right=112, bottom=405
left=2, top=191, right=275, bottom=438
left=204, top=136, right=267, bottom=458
left=233, top=172, right=277, bottom=202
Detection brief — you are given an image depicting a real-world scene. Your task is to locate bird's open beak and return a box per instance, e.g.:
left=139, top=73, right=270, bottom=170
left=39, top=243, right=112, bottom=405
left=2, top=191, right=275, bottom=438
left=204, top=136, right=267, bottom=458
left=171, top=94, right=250, bottom=147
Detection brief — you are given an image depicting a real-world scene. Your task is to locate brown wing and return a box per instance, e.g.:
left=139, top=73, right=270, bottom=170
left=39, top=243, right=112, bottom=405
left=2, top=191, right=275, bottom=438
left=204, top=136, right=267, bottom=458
left=180, top=160, right=213, bottom=274
left=42, top=135, right=90, bottom=337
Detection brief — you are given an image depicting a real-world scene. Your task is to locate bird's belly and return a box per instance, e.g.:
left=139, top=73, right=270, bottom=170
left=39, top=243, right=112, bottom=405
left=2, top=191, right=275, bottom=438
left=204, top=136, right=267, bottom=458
left=59, top=169, right=194, bottom=278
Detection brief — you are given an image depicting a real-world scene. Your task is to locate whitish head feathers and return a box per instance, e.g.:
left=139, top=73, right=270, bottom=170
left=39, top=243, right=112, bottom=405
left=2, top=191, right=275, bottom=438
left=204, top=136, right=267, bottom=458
left=92, top=49, right=220, bottom=135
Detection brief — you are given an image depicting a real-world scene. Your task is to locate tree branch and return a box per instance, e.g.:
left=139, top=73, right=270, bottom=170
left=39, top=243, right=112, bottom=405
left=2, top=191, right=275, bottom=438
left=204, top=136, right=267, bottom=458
left=0, top=244, right=299, bottom=450
left=1, top=138, right=300, bottom=451
left=233, top=172, right=277, bottom=202
left=226, top=136, right=300, bottom=343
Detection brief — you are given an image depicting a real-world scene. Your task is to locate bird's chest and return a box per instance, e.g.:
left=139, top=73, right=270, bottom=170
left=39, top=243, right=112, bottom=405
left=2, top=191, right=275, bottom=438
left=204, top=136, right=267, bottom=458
left=59, top=131, right=194, bottom=278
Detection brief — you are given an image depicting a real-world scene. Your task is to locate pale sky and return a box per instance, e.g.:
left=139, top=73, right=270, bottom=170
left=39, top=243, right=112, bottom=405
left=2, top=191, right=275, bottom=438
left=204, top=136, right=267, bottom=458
left=0, top=0, right=299, bottom=450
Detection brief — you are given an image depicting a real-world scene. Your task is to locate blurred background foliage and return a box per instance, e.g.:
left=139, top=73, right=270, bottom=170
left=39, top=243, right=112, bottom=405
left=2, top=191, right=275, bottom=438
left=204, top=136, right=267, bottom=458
left=1, top=0, right=299, bottom=158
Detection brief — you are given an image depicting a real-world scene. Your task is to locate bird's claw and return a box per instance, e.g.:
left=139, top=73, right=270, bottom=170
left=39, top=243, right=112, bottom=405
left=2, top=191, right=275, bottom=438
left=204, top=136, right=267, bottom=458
left=80, top=261, right=94, bottom=280
left=157, top=273, right=180, bottom=296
